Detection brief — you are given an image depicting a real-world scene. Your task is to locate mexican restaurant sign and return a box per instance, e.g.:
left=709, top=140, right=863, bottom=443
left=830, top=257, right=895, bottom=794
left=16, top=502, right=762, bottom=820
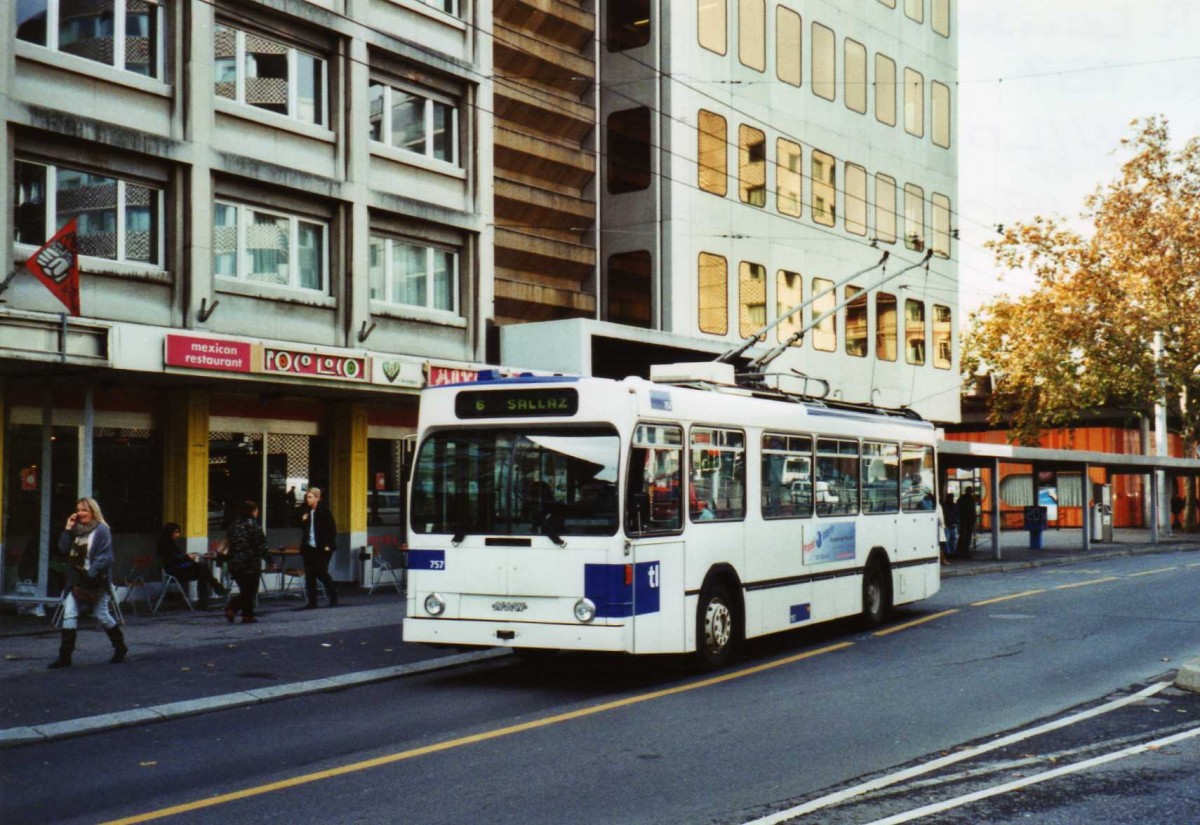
left=166, top=334, right=369, bottom=383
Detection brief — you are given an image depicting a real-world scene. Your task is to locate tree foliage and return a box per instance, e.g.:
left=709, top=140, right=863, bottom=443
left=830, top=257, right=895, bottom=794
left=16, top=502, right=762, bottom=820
left=962, top=117, right=1200, bottom=453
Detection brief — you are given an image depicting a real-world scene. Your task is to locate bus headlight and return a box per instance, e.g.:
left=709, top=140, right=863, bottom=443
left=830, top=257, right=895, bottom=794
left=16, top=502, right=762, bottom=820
left=424, top=593, right=446, bottom=617
left=573, top=598, right=596, bottom=623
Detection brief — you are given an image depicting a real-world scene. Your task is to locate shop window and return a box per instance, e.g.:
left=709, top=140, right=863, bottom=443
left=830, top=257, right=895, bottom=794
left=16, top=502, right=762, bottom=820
left=932, top=81, right=951, bottom=148
left=214, top=24, right=326, bottom=126
left=932, top=192, right=951, bottom=258
left=845, top=162, right=867, bottom=236
left=861, top=441, right=900, bottom=514
left=845, top=286, right=868, bottom=357
left=844, top=39, right=867, bottom=114
left=905, top=0, right=923, bottom=24
left=875, top=53, right=896, bottom=127
left=18, top=0, right=163, bottom=78
left=698, top=110, right=728, bottom=196
left=608, top=107, right=652, bottom=194
left=739, top=124, right=766, bottom=207
left=904, top=183, right=925, bottom=251
left=690, top=427, right=746, bottom=521
left=698, top=252, right=728, bottom=335
left=776, top=269, right=803, bottom=345
left=877, top=291, right=897, bottom=361
left=816, top=438, right=859, bottom=516
left=14, top=159, right=162, bottom=265
left=933, top=304, right=952, bottom=369
left=608, top=0, right=650, bottom=52
left=905, top=298, right=926, bottom=365
left=875, top=172, right=897, bottom=244
left=369, top=81, right=458, bottom=165
left=215, top=201, right=326, bottom=292
left=698, top=0, right=727, bottom=56
left=607, top=250, right=653, bottom=328
left=904, top=67, right=924, bottom=138
left=367, top=437, right=412, bottom=545
left=811, top=22, right=835, bottom=101
left=811, top=149, right=836, bottom=227
left=811, top=276, right=835, bottom=352
left=762, top=433, right=813, bottom=519
left=776, top=138, right=802, bottom=217
left=932, top=0, right=950, bottom=36
left=738, top=0, right=765, bottom=71
left=739, top=261, right=766, bottom=338
left=369, top=234, right=458, bottom=313
left=776, top=6, right=801, bottom=87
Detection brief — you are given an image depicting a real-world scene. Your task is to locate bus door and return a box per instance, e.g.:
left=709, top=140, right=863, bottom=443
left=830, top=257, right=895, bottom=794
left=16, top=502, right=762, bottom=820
left=900, top=443, right=938, bottom=557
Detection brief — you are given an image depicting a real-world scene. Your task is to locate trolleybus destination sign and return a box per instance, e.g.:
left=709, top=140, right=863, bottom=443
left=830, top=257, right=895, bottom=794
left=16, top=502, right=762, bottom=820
left=454, top=388, right=579, bottom=419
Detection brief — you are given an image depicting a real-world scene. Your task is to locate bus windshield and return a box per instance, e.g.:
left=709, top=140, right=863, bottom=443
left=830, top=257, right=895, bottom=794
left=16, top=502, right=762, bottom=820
left=411, top=426, right=621, bottom=538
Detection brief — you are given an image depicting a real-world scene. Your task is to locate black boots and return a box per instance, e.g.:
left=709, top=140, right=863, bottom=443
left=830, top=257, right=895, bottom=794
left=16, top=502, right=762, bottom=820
left=48, top=629, right=76, bottom=669
left=106, top=626, right=128, bottom=664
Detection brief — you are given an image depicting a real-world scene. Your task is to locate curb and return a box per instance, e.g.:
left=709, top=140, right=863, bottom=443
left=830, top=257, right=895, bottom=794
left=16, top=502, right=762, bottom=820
left=941, top=543, right=1197, bottom=579
left=1176, top=659, right=1200, bottom=694
left=0, top=648, right=507, bottom=750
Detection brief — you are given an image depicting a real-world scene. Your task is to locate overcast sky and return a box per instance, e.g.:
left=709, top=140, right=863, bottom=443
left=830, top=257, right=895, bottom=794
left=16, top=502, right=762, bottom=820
left=957, top=0, right=1200, bottom=317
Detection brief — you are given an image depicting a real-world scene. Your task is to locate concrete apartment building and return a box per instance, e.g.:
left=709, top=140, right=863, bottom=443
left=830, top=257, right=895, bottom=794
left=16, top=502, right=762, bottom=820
left=1, top=0, right=958, bottom=603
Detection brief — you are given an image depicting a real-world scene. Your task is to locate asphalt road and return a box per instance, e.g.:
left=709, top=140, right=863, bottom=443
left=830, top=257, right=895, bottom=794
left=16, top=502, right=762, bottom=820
left=2, top=551, right=1197, bottom=825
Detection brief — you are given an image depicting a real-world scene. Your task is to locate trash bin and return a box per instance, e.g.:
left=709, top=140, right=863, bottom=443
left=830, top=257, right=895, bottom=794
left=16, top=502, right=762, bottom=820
left=1023, top=505, right=1047, bottom=550
left=1029, top=528, right=1043, bottom=550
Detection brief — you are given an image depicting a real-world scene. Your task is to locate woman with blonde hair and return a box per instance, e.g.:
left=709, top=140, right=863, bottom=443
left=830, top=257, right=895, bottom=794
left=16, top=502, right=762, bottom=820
left=48, top=497, right=128, bottom=668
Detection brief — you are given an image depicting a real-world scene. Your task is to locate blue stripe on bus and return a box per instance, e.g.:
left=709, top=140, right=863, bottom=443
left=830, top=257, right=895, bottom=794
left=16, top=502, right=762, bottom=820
left=407, top=549, right=446, bottom=570
left=789, top=603, right=811, bottom=624
left=584, top=562, right=662, bottom=618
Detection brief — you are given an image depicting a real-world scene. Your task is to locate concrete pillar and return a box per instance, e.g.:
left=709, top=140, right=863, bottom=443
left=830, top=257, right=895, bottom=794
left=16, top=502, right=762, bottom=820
left=990, top=458, right=1001, bottom=560
left=1081, top=462, right=1091, bottom=553
left=163, top=390, right=210, bottom=554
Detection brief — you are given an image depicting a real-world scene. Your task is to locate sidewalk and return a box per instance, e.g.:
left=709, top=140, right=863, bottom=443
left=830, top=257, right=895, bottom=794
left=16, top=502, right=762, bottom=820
left=2, top=532, right=1198, bottom=749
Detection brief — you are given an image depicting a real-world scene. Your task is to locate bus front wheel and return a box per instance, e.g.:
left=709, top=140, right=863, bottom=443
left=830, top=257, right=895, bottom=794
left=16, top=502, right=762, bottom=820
left=695, top=581, right=735, bottom=669
left=861, top=560, right=891, bottom=627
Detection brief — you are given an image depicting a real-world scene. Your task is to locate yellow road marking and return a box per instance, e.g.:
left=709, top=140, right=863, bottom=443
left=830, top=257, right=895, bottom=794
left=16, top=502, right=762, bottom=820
left=872, top=609, right=958, bottom=637
left=1054, top=577, right=1119, bottom=590
left=103, top=641, right=854, bottom=824
left=971, top=589, right=1046, bottom=607
left=1128, top=566, right=1178, bottom=577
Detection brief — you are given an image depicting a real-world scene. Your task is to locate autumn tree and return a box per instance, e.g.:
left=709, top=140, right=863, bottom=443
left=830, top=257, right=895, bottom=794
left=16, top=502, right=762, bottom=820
left=962, top=118, right=1200, bottom=520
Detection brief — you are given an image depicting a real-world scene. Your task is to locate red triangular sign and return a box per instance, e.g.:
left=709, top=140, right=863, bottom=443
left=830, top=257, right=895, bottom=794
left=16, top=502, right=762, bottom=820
left=25, top=218, right=81, bottom=316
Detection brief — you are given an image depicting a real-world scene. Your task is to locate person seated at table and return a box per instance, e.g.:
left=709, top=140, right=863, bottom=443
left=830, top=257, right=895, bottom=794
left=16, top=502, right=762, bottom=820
left=157, top=522, right=227, bottom=610
left=225, top=500, right=271, bottom=624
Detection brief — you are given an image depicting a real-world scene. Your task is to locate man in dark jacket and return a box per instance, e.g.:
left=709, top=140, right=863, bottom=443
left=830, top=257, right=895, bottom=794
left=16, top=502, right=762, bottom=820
left=299, top=487, right=338, bottom=609
left=956, top=487, right=978, bottom=558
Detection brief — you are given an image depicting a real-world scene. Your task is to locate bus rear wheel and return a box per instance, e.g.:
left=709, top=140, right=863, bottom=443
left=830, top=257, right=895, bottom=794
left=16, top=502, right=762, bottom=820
left=861, top=560, right=890, bottom=627
left=695, top=581, right=736, bottom=669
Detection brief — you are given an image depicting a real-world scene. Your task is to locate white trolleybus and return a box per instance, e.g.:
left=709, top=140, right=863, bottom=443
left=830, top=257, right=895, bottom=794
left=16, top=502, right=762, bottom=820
left=403, top=362, right=942, bottom=667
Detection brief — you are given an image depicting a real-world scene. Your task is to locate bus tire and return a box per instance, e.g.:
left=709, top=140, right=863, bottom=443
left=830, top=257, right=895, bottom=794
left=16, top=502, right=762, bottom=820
left=695, top=580, right=736, bottom=669
left=861, top=558, right=891, bottom=628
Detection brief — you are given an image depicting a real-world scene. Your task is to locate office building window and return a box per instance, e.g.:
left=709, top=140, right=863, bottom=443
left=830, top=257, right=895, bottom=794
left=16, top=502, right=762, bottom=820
left=875, top=172, right=897, bottom=244
left=812, top=22, right=835, bottom=101
left=931, top=193, right=951, bottom=259
left=878, top=0, right=896, bottom=7
left=608, top=0, right=650, bottom=51
left=812, top=276, right=835, bottom=352
left=845, top=39, right=867, bottom=114
left=369, top=82, right=458, bottom=164
left=875, top=53, right=896, bottom=127
left=776, top=6, right=801, bottom=87
left=18, top=0, right=163, bottom=78
left=876, top=292, right=897, bottom=361
left=14, top=160, right=161, bottom=265
left=776, top=269, right=803, bottom=345
left=905, top=0, right=923, bottom=24
left=812, top=150, right=836, bottom=227
left=905, top=298, right=926, bottom=365
left=845, top=286, right=868, bottom=357
left=369, top=235, right=457, bottom=313
left=698, top=110, right=728, bottom=196
left=738, top=0, right=765, bottom=71
left=739, top=124, right=767, bottom=207
left=698, top=252, right=728, bottom=335
left=904, top=67, right=924, bottom=137
left=933, top=304, right=952, bottom=369
left=214, top=24, right=326, bottom=126
left=739, top=261, right=766, bottom=338
left=698, top=0, right=727, bottom=55
left=214, top=201, right=326, bottom=292
left=932, top=81, right=951, bottom=148
left=608, top=251, right=653, bottom=328
left=904, top=183, right=925, bottom=251
left=607, top=107, right=652, bottom=194
left=776, top=138, right=802, bottom=217
left=932, top=0, right=950, bottom=36
left=845, top=163, right=867, bottom=236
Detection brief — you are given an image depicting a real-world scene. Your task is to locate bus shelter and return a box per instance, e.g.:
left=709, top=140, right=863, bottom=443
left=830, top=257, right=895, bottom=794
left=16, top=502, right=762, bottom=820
left=937, top=440, right=1200, bottom=559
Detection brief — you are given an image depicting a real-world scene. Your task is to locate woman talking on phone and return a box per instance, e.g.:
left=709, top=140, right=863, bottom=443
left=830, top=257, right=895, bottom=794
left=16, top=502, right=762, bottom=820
left=48, top=497, right=128, bottom=668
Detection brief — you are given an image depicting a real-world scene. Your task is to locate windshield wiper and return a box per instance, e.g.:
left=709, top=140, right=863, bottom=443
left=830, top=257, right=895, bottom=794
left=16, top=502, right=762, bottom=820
left=534, top=512, right=566, bottom=548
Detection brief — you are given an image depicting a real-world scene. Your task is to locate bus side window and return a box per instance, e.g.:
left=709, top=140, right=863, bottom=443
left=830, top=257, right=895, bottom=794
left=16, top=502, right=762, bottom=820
left=626, top=424, right=684, bottom=535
